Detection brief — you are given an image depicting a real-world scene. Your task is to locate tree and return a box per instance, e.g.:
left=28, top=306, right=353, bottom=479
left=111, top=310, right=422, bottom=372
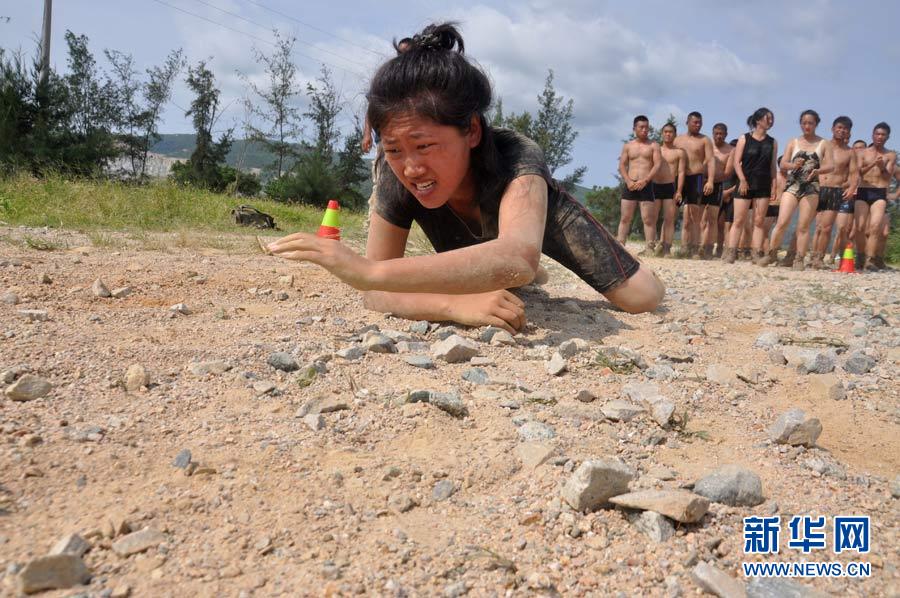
left=240, top=31, right=302, bottom=178
left=135, top=49, right=184, bottom=178
left=584, top=185, right=620, bottom=229
left=334, top=117, right=368, bottom=208
left=172, top=60, right=234, bottom=191
left=304, top=66, right=341, bottom=163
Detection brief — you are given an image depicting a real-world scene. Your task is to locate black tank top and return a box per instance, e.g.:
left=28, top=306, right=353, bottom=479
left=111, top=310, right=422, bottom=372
left=742, top=133, right=774, bottom=190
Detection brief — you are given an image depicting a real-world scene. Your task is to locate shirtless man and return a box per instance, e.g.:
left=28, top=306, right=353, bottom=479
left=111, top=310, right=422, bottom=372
left=700, top=123, right=734, bottom=258
left=673, top=111, right=716, bottom=258
left=651, top=122, right=686, bottom=257
left=617, top=115, right=662, bottom=254
left=855, top=122, right=896, bottom=271
left=810, top=116, right=859, bottom=269
left=829, top=139, right=870, bottom=265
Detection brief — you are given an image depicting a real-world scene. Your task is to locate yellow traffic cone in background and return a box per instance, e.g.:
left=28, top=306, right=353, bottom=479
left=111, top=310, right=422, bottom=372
left=316, top=200, right=340, bottom=240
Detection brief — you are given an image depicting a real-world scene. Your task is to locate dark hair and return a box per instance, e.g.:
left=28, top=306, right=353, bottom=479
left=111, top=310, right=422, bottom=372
left=747, top=107, right=772, bottom=129
left=661, top=122, right=676, bottom=133
left=852, top=139, right=867, bottom=147
left=729, top=138, right=738, bottom=146
left=367, top=23, right=501, bottom=200
left=713, top=122, right=728, bottom=132
left=832, top=116, right=853, bottom=129
left=687, top=111, right=702, bottom=121
left=874, top=121, right=891, bottom=135
left=799, top=109, right=820, bottom=125
left=633, top=115, right=649, bottom=127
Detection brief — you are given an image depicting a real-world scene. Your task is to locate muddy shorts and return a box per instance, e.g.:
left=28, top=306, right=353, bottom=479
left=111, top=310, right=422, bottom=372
left=766, top=204, right=779, bottom=218
left=622, top=185, right=655, bottom=201
left=541, top=192, right=641, bottom=293
left=701, top=183, right=723, bottom=207
left=785, top=175, right=819, bottom=199
left=856, top=187, right=887, bottom=205
left=681, top=174, right=705, bottom=205
left=818, top=186, right=854, bottom=214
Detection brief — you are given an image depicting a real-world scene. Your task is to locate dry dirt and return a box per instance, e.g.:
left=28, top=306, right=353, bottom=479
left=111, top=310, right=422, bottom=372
left=0, top=226, right=898, bottom=597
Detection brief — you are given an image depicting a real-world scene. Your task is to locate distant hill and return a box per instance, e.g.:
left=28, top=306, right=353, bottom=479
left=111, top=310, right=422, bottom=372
left=152, top=133, right=593, bottom=200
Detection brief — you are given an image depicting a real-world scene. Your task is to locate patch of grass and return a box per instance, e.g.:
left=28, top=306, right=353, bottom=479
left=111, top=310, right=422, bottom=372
left=0, top=173, right=366, bottom=239
left=670, top=410, right=711, bottom=442
left=23, top=235, right=66, bottom=251
left=87, top=230, right=126, bottom=248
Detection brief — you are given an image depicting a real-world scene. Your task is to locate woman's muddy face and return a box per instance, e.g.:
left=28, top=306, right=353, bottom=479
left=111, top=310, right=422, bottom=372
left=380, top=113, right=481, bottom=209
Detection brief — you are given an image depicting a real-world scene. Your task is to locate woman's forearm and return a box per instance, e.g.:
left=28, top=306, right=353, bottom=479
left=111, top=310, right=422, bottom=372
left=362, top=290, right=452, bottom=321
left=368, top=239, right=538, bottom=294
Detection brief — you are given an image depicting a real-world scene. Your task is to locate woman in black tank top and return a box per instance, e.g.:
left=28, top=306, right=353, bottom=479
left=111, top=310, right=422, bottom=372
left=724, top=107, right=778, bottom=264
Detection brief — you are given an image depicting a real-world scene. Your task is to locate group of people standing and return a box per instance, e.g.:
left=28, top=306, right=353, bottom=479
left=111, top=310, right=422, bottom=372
left=618, top=110, right=897, bottom=271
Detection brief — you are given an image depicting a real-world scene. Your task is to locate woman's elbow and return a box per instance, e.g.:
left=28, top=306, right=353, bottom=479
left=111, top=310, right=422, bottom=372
left=504, top=249, right=542, bottom=287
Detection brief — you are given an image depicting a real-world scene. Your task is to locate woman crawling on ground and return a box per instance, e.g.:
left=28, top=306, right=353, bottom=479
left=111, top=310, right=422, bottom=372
left=267, top=23, right=664, bottom=333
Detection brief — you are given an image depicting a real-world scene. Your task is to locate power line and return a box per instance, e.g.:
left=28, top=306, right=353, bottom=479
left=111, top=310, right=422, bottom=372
left=239, top=0, right=387, bottom=59
left=190, top=0, right=373, bottom=71
left=148, top=0, right=367, bottom=80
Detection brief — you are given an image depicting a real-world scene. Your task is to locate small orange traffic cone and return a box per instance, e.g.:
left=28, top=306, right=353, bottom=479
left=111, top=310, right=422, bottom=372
left=316, top=200, right=340, bottom=240
left=837, top=243, right=856, bottom=274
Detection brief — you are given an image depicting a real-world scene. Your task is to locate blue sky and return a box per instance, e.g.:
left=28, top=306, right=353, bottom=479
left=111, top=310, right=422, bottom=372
left=3, top=0, right=899, bottom=186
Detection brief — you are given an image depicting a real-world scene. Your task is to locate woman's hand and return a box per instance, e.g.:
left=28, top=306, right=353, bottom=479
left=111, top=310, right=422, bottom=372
left=267, top=232, right=375, bottom=290
left=792, top=157, right=806, bottom=171
left=806, top=168, right=819, bottom=182
left=738, top=179, right=749, bottom=197
left=446, top=290, right=526, bottom=333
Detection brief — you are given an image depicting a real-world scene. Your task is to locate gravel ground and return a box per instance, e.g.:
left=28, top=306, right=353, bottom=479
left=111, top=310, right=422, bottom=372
left=1, top=226, right=898, bottom=597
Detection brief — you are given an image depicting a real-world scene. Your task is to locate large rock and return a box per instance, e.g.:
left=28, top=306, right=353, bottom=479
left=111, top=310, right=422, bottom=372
left=92, top=278, right=112, bottom=298
left=124, top=364, right=150, bottom=391
left=267, top=351, right=299, bottom=372
left=768, top=409, right=822, bottom=447
left=601, top=400, right=644, bottom=422
left=16, top=554, right=91, bottom=594
left=746, top=577, right=830, bottom=598
left=5, top=374, right=52, bottom=401
left=754, top=331, right=781, bottom=349
left=432, top=335, right=479, bottom=363
left=428, top=392, right=468, bottom=418
left=627, top=510, right=675, bottom=543
left=621, top=381, right=661, bottom=403
left=546, top=352, right=567, bottom=376
left=515, top=442, right=555, bottom=469
left=516, top=421, right=556, bottom=442
left=842, top=351, right=876, bottom=375
left=706, top=364, right=737, bottom=386
left=112, top=528, right=166, bottom=557
left=363, top=332, right=396, bottom=354
left=693, top=465, right=764, bottom=507
left=808, top=374, right=845, bottom=401
left=561, top=459, right=636, bottom=511
left=783, top=348, right=836, bottom=375
left=609, top=490, right=709, bottom=523
left=49, top=533, right=91, bottom=557
left=691, top=562, right=746, bottom=598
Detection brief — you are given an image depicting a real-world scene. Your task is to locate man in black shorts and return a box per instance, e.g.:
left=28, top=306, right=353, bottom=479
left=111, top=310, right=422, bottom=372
left=855, top=122, right=896, bottom=270
left=701, top=123, right=733, bottom=258
left=811, top=116, right=858, bottom=269
left=617, top=115, right=662, bottom=254
left=674, top=112, right=716, bottom=258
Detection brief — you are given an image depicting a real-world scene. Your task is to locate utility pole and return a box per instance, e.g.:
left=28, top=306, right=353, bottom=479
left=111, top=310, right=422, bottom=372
left=39, top=0, right=52, bottom=87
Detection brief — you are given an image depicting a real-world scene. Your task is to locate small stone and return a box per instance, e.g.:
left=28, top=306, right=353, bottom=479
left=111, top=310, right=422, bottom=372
left=408, top=321, right=430, bottom=335
left=768, top=409, right=822, bottom=447
left=429, top=392, right=468, bottom=418
left=490, top=330, right=516, bottom=346
left=123, top=364, right=149, bottom=391
left=547, top=352, right=567, bottom=376
left=443, top=580, right=469, bottom=598
left=432, top=326, right=458, bottom=340
left=609, top=490, right=710, bottom=523
left=691, top=562, right=746, bottom=598
left=516, top=442, right=555, bottom=469
left=432, top=480, right=456, bottom=501
left=278, top=275, right=294, bottom=287
left=561, top=458, right=636, bottom=511
left=112, top=528, right=166, bottom=557
left=16, top=554, right=91, bottom=594
left=843, top=352, right=876, bottom=375
left=517, top=421, right=556, bottom=442
left=267, top=351, right=299, bottom=372
left=335, top=346, right=366, bottom=361
left=768, top=349, right=787, bottom=365
left=91, top=279, right=111, bottom=298
left=649, top=400, right=676, bottom=427
left=601, top=400, right=644, bottom=422
left=172, top=449, right=192, bottom=469
left=49, top=534, right=91, bottom=557
left=462, top=368, right=489, bottom=384
left=706, top=364, right=737, bottom=385
left=575, top=389, right=596, bottom=403
left=304, top=413, right=325, bottom=431
left=1, top=291, right=20, bottom=305
left=18, top=309, right=49, bottom=322
left=298, top=396, right=349, bottom=416
left=389, top=494, right=418, bottom=513
left=169, top=303, right=190, bottom=315
left=396, top=341, right=430, bottom=353
left=110, top=286, right=132, bottom=298
left=188, top=360, right=233, bottom=376
left=784, top=348, right=836, bottom=375
left=627, top=511, right=675, bottom=543
left=558, top=339, right=583, bottom=358
left=621, top=382, right=661, bottom=403
left=432, top=335, right=479, bottom=363
left=808, top=374, right=845, bottom=401
left=253, top=380, right=277, bottom=394
left=479, top=326, right=505, bottom=342
left=693, top=465, right=765, bottom=507
left=110, top=584, right=132, bottom=598
left=5, top=374, right=52, bottom=401
left=754, top=331, right=781, bottom=349
left=363, top=332, right=396, bottom=354
left=746, top=577, right=830, bottom=598
left=891, top=476, right=900, bottom=499
left=403, top=355, right=434, bottom=369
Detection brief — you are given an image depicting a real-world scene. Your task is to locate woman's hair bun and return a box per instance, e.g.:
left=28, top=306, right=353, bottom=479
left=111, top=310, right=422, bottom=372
left=396, top=22, right=465, bottom=54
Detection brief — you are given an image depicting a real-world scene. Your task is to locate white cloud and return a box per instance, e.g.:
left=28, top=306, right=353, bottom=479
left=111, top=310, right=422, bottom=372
left=448, top=5, right=772, bottom=141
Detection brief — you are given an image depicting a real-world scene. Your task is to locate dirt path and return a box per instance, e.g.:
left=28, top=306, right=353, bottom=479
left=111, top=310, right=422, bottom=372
left=1, top=227, right=897, bottom=597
